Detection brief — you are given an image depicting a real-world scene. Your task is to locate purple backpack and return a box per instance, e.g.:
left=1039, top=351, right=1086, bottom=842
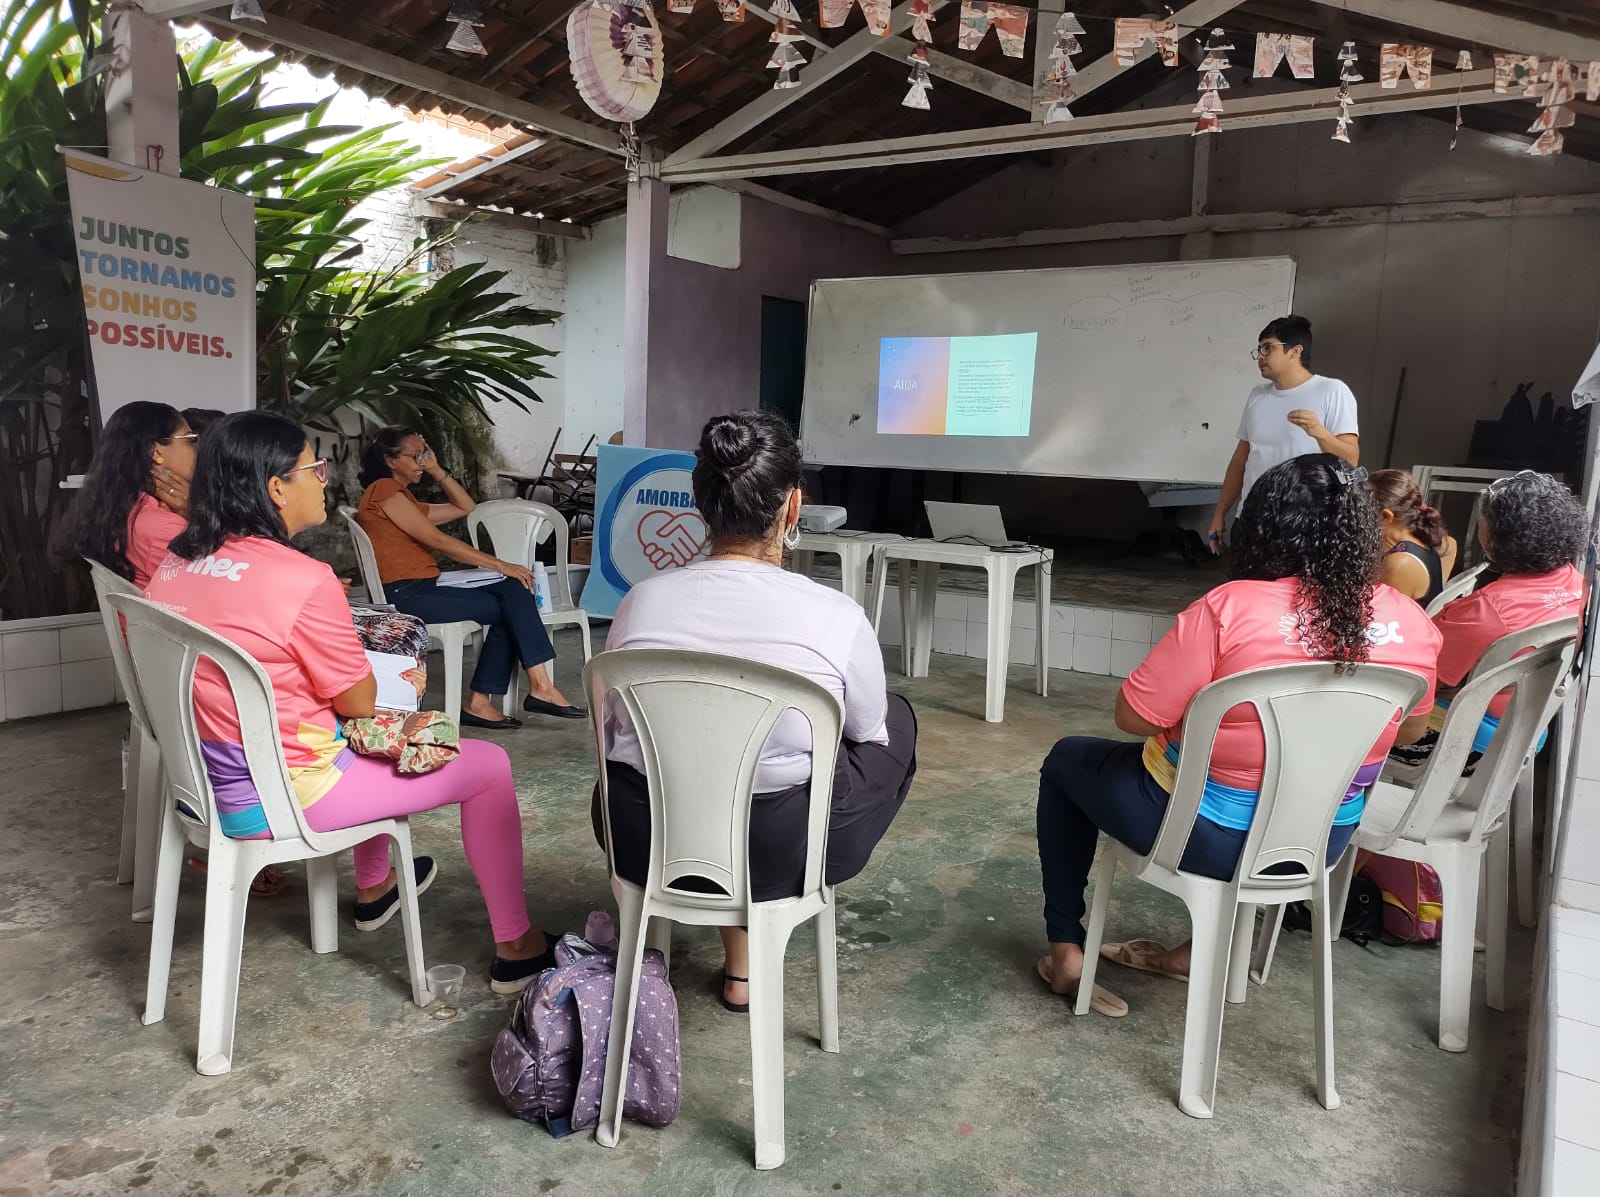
left=490, top=928, right=681, bottom=1137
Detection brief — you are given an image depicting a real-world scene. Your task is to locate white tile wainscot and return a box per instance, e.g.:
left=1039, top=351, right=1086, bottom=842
left=872, top=585, right=1164, bottom=681
left=0, top=613, right=117, bottom=723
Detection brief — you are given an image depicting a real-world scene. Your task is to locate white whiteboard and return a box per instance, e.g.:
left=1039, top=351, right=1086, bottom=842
left=799, top=256, right=1296, bottom=484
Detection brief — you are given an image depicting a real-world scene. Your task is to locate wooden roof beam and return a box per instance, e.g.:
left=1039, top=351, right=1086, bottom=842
left=1306, top=0, right=1600, bottom=62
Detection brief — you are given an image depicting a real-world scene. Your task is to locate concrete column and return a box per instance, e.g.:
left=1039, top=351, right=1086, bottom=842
left=105, top=6, right=180, bottom=175
left=621, top=173, right=667, bottom=447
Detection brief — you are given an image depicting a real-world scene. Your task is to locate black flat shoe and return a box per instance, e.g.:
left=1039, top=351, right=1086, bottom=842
left=353, top=856, right=437, bottom=931
left=460, top=711, right=522, bottom=730
left=522, top=695, right=587, bottom=720
left=719, top=973, right=749, bottom=1014
left=489, top=934, right=561, bottom=995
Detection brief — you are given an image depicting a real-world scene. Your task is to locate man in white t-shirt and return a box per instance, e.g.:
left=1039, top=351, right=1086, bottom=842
left=1207, top=315, right=1360, bottom=552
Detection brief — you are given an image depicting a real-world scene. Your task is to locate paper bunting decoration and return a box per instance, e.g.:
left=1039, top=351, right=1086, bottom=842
left=715, top=0, right=745, bottom=21
left=667, top=0, right=695, bottom=10
left=1530, top=58, right=1575, bottom=155
left=1588, top=62, right=1600, bottom=103
left=767, top=0, right=807, bottom=89
left=568, top=0, right=663, bottom=123
left=1193, top=29, right=1232, bottom=136
left=1380, top=43, right=1432, bottom=90
left=822, top=0, right=889, bottom=36
left=1451, top=51, right=1473, bottom=149
left=1036, top=13, right=1085, bottom=123
left=445, top=0, right=487, bottom=55
left=229, top=0, right=265, bottom=21
left=1331, top=40, right=1360, bottom=143
left=908, top=0, right=935, bottom=43
left=958, top=1, right=1028, bottom=59
left=1253, top=33, right=1313, bottom=80
left=1493, top=53, right=1541, bottom=95
left=904, top=42, right=932, bottom=109
left=903, top=0, right=937, bottom=109
left=1113, top=16, right=1179, bottom=67
left=1456, top=50, right=1473, bottom=71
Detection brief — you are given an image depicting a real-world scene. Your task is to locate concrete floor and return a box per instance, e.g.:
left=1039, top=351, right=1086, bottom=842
left=0, top=638, right=1529, bottom=1196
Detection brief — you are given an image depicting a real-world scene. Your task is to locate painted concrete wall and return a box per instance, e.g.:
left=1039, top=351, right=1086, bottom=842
left=563, top=211, right=628, bottom=455
left=643, top=189, right=894, bottom=450
left=894, top=113, right=1600, bottom=538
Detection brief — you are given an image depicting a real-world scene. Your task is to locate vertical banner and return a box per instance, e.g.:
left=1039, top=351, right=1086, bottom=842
left=582, top=443, right=710, bottom=617
left=64, top=148, right=256, bottom=422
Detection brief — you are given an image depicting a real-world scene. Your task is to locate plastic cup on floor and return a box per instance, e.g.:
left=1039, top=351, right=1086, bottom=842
left=427, top=963, right=466, bottom=1020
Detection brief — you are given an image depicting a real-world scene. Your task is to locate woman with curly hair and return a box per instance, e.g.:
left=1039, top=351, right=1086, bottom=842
left=59, top=401, right=197, bottom=586
left=1368, top=468, right=1458, bottom=606
left=1390, top=470, right=1586, bottom=769
left=1034, top=455, right=1441, bottom=1015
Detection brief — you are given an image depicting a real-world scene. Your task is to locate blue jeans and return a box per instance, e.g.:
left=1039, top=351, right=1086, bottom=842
left=387, top=576, right=555, bottom=697
left=1037, top=736, right=1357, bottom=945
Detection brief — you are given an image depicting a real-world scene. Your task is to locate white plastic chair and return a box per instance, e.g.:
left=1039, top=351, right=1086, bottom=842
left=1425, top=561, right=1489, bottom=617
left=87, top=560, right=164, bottom=924
left=1256, top=622, right=1577, bottom=1053
left=109, top=594, right=429, bottom=1076
left=1074, top=662, right=1430, bottom=1119
left=338, top=506, right=483, bottom=724
left=466, top=499, right=594, bottom=700
left=584, top=649, right=844, bottom=1170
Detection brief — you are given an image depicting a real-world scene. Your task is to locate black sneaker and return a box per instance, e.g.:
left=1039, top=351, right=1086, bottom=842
left=489, top=934, right=560, bottom=996
left=1387, top=729, right=1439, bottom=769
left=353, top=856, right=438, bottom=931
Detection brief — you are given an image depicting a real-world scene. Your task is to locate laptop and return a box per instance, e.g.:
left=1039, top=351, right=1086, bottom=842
left=924, top=501, right=1027, bottom=549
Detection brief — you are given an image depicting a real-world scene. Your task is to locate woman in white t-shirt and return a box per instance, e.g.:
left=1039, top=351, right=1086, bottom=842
left=1208, top=315, right=1361, bottom=550
left=596, top=410, right=918, bottom=1013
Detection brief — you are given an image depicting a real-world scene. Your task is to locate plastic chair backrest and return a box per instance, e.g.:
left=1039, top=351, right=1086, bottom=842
left=338, top=506, right=387, bottom=605
left=106, top=593, right=323, bottom=848
left=1426, top=561, right=1489, bottom=617
left=86, top=559, right=154, bottom=733
left=584, top=649, right=844, bottom=908
left=1396, top=630, right=1577, bottom=843
left=468, top=499, right=577, bottom=609
left=1149, top=663, right=1430, bottom=888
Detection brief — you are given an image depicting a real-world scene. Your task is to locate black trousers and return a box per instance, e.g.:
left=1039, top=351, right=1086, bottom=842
left=592, top=693, right=918, bottom=902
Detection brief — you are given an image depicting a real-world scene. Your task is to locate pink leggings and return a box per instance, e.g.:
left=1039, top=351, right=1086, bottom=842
left=304, top=739, right=531, bottom=943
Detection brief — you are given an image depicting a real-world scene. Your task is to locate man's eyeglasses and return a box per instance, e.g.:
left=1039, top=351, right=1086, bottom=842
left=283, top=459, right=330, bottom=485
left=1250, top=342, right=1288, bottom=360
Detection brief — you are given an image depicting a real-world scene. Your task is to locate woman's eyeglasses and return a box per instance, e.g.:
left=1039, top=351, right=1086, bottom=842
left=160, top=433, right=199, bottom=444
left=283, top=459, right=330, bottom=485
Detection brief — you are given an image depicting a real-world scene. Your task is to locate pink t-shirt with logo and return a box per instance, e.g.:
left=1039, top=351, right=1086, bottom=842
left=1433, top=563, right=1585, bottom=718
left=1122, top=578, right=1441, bottom=792
left=144, top=536, right=371, bottom=835
left=125, top=492, right=187, bottom=589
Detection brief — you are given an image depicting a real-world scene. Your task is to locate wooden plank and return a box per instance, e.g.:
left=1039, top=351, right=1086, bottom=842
left=1308, top=0, right=1600, bottom=63
left=717, top=179, right=891, bottom=236
left=411, top=136, right=548, bottom=200
left=205, top=13, right=625, bottom=158
left=419, top=199, right=589, bottom=239
left=662, top=68, right=1509, bottom=180
left=892, top=192, right=1600, bottom=254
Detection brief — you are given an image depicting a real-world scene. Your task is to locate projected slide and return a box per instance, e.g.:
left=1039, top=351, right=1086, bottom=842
left=877, top=333, right=1038, bottom=436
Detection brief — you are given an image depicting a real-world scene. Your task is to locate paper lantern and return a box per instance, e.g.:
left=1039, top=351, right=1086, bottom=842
left=567, top=0, right=663, bottom=124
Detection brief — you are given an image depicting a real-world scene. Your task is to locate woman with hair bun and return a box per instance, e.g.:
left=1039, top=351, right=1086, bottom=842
left=1368, top=468, right=1458, bottom=607
left=596, top=410, right=918, bottom=1014
left=1035, top=455, right=1441, bottom=1015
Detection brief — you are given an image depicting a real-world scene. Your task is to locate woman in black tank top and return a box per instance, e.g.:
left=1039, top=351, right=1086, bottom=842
left=1368, top=469, right=1458, bottom=606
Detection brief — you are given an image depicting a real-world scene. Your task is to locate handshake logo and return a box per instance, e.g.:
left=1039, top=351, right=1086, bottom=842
left=637, top=509, right=707, bottom=571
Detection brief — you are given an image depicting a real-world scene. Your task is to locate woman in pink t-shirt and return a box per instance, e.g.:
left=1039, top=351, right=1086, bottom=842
left=1035, top=456, right=1440, bottom=1016
left=60, top=401, right=197, bottom=588
left=147, top=412, right=556, bottom=994
left=1390, top=469, right=1587, bottom=769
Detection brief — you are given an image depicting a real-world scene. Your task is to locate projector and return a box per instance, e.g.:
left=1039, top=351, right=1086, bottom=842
left=798, top=504, right=847, bottom=533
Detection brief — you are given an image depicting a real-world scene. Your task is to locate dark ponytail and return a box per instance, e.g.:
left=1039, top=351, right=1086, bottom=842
left=692, top=411, right=804, bottom=543
left=1367, top=468, right=1446, bottom=551
left=358, top=426, right=418, bottom=489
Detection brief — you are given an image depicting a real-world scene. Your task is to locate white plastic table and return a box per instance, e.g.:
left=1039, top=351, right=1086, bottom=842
left=790, top=531, right=905, bottom=608
left=867, top=539, right=1053, bottom=723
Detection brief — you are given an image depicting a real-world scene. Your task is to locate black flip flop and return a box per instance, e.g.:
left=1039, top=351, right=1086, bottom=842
left=522, top=695, right=588, bottom=720
left=719, top=973, right=749, bottom=1014
left=460, top=712, right=522, bottom=730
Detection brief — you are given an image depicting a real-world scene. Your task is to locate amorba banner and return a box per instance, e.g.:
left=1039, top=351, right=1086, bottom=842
left=64, top=148, right=256, bottom=422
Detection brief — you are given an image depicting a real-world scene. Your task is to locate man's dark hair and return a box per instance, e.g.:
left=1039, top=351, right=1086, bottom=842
left=1260, top=314, right=1314, bottom=368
